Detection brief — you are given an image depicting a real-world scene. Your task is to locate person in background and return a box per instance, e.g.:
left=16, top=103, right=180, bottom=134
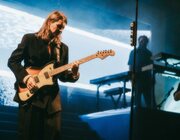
left=128, top=35, right=156, bottom=109
left=8, top=11, right=80, bottom=140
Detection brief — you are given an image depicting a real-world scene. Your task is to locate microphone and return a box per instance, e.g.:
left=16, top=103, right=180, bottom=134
left=156, top=87, right=174, bottom=109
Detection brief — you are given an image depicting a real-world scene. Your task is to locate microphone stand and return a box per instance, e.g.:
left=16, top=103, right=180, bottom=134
left=129, top=0, right=138, bottom=140
left=156, top=87, right=174, bottom=109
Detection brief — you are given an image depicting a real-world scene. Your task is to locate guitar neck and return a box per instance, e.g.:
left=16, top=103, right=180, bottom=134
left=50, top=54, right=97, bottom=76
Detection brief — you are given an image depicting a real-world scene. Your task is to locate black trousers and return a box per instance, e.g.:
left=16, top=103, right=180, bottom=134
left=135, top=82, right=156, bottom=109
left=18, top=104, right=61, bottom=140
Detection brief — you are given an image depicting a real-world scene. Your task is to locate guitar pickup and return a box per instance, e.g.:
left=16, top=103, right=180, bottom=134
left=44, top=72, right=50, bottom=79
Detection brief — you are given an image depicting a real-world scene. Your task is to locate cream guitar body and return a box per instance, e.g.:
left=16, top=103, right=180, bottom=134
left=18, top=63, right=54, bottom=101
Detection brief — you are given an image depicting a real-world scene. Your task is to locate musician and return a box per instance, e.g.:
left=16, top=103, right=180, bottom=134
left=128, top=35, right=156, bottom=109
left=7, top=11, right=80, bottom=140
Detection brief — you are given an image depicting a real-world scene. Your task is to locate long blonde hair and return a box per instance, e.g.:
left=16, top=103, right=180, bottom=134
left=36, top=11, right=67, bottom=46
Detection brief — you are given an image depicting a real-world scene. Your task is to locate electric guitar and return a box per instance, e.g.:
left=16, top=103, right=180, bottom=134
left=18, top=50, right=115, bottom=102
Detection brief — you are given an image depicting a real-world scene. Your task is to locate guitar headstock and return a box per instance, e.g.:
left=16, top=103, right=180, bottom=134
left=96, top=49, right=115, bottom=59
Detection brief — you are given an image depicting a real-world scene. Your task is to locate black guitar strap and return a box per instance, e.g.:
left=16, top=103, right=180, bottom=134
left=49, top=39, right=61, bottom=63
left=55, top=45, right=60, bottom=63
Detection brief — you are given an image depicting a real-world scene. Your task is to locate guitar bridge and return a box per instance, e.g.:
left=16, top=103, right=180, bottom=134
left=30, top=87, right=39, bottom=94
left=34, top=76, right=40, bottom=83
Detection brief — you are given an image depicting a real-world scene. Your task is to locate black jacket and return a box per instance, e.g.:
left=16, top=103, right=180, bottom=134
left=8, top=33, right=78, bottom=113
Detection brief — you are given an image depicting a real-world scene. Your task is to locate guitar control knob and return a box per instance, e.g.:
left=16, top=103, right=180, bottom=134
left=26, top=93, right=30, bottom=97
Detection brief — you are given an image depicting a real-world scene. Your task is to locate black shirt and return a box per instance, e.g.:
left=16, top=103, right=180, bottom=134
left=128, top=46, right=153, bottom=73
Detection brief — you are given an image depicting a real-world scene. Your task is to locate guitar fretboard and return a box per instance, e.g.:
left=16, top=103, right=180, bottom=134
left=50, top=54, right=97, bottom=76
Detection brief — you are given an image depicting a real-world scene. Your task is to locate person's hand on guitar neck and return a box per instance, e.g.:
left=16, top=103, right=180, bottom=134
left=24, top=75, right=36, bottom=90
left=71, top=61, right=80, bottom=79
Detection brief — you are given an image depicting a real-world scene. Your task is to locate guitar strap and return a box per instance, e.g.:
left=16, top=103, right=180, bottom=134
left=49, top=39, right=61, bottom=63
left=55, top=46, right=60, bottom=63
